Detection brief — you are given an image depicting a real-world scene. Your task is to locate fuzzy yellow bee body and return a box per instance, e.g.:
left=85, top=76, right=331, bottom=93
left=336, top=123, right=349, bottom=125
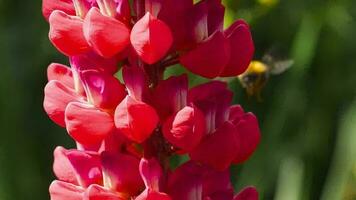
left=238, top=57, right=293, bottom=101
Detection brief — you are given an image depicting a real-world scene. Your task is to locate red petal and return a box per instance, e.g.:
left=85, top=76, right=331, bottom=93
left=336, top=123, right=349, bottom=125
left=163, top=106, right=205, bottom=152
left=42, top=0, right=75, bottom=21
left=84, top=184, right=125, bottom=200
left=53, top=147, right=103, bottom=187
left=47, top=63, right=74, bottom=89
left=49, top=10, right=90, bottom=56
left=49, top=180, right=84, bottom=200
left=180, top=31, right=230, bottom=78
left=114, top=96, right=159, bottom=143
left=64, top=149, right=103, bottom=187
left=158, top=0, right=193, bottom=50
left=220, top=20, right=254, bottom=77
left=131, top=12, right=173, bottom=64
left=70, top=51, right=119, bottom=75
left=233, top=186, right=259, bottom=200
left=167, top=162, right=203, bottom=200
left=136, top=189, right=172, bottom=200
left=189, top=121, right=238, bottom=171
left=139, top=158, right=162, bottom=190
left=53, top=147, right=79, bottom=185
left=101, top=152, right=144, bottom=195
left=152, top=75, right=188, bottom=120
left=83, top=8, right=130, bottom=58
left=65, top=102, right=114, bottom=145
left=43, top=80, right=80, bottom=127
left=228, top=105, right=245, bottom=123
left=122, top=65, right=150, bottom=102
left=232, top=113, right=261, bottom=164
left=80, top=70, right=126, bottom=110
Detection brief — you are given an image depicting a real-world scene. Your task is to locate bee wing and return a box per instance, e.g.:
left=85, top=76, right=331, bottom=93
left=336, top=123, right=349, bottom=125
left=269, top=60, right=294, bottom=75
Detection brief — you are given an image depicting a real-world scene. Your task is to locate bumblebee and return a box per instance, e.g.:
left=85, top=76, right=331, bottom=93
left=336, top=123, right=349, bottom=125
left=238, top=55, right=293, bottom=101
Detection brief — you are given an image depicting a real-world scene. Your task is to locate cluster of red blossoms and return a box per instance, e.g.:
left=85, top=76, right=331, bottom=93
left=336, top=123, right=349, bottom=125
left=42, top=0, right=261, bottom=199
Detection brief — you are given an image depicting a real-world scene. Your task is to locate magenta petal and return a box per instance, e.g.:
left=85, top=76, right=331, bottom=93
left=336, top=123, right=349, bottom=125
left=232, top=113, right=261, bottom=164
left=180, top=31, right=230, bottom=78
left=49, top=180, right=84, bottom=200
left=83, top=8, right=130, bottom=58
left=122, top=65, right=150, bottom=102
left=131, top=12, right=173, bottom=64
left=42, top=0, right=75, bottom=21
left=139, top=158, right=162, bottom=190
left=220, top=20, right=254, bottom=77
left=49, top=10, right=90, bottom=56
left=152, top=75, right=188, bottom=120
left=47, top=63, right=74, bottom=89
left=229, top=105, right=245, bottom=122
left=233, top=186, right=259, bottom=200
left=70, top=51, right=119, bottom=75
left=53, top=147, right=103, bottom=187
left=80, top=70, right=126, bottom=110
left=162, top=105, right=205, bottom=152
left=205, top=0, right=225, bottom=35
left=43, top=80, right=80, bottom=127
left=101, top=152, right=144, bottom=195
left=167, top=162, right=203, bottom=200
left=114, top=96, right=159, bottom=143
left=65, top=102, right=114, bottom=145
left=190, top=121, right=238, bottom=171
left=84, top=184, right=124, bottom=200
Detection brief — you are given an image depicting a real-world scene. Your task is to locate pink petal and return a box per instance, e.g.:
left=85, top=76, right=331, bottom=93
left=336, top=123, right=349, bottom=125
left=42, top=0, right=75, bottom=21
left=53, top=147, right=79, bottom=185
left=101, top=152, right=144, bottom=195
left=180, top=31, right=230, bottom=78
left=114, top=96, right=159, bottom=143
left=43, top=80, right=80, bottom=127
left=47, top=63, right=74, bottom=89
left=65, top=102, right=115, bottom=145
left=64, top=149, right=103, bottom=187
left=84, top=184, right=125, bottom=200
left=70, top=51, right=119, bottom=75
left=220, top=20, right=254, bottom=77
left=189, top=121, right=238, bottom=171
left=122, top=65, right=150, bottom=102
left=139, top=158, right=162, bottom=190
left=80, top=70, right=126, bottom=110
left=233, top=187, right=259, bottom=200
left=49, top=10, right=90, bottom=56
left=232, top=113, right=261, bottom=164
left=152, top=75, right=188, bottom=120
left=131, top=12, right=173, bottom=64
left=49, top=180, right=84, bottom=200
left=162, top=105, right=205, bottom=152
left=83, top=8, right=130, bottom=58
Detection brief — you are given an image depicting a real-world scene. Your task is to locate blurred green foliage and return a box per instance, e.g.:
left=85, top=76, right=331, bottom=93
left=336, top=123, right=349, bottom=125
left=0, top=0, right=355, bottom=199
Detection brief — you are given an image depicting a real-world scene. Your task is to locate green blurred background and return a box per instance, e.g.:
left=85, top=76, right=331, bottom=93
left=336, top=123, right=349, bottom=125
left=0, top=0, right=355, bottom=199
